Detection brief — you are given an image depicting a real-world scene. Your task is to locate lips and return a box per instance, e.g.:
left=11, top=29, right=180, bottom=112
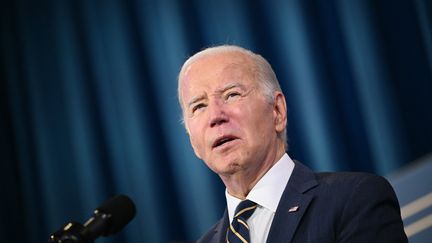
left=212, top=135, right=238, bottom=149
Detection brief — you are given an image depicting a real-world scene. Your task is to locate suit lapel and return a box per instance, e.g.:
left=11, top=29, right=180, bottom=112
left=266, top=162, right=318, bottom=243
left=212, top=210, right=229, bottom=243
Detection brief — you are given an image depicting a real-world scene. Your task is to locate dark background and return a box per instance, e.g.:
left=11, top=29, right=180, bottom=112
left=1, top=0, right=431, bottom=242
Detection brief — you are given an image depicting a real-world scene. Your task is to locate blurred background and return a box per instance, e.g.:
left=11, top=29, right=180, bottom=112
left=1, top=0, right=432, bottom=242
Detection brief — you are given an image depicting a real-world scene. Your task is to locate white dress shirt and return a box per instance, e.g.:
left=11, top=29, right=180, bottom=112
left=225, top=153, right=295, bottom=243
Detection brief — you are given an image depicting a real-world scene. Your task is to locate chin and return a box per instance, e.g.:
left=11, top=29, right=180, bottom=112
left=212, top=161, right=243, bottom=176
left=207, top=152, right=246, bottom=174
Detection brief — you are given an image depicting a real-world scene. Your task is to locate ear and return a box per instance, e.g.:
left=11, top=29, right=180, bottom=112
left=273, top=91, right=287, bottom=133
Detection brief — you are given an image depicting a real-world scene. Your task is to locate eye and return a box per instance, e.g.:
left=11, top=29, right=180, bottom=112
left=226, top=91, right=241, bottom=100
left=192, top=103, right=206, bottom=113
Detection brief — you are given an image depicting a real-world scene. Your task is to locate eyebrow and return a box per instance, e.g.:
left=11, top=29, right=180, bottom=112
left=187, top=95, right=205, bottom=109
left=218, top=82, right=245, bottom=93
left=187, top=82, right=246, bottom=108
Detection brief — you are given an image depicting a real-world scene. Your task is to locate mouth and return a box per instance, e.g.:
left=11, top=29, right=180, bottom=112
left=212, top=135, right=238, bottom=149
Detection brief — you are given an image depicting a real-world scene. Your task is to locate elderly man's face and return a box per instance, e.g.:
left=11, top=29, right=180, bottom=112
left=180, top=52, right=284, bottom=176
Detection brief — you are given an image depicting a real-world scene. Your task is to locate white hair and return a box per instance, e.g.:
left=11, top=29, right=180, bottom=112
left=178, top=45, right=287, bottom=148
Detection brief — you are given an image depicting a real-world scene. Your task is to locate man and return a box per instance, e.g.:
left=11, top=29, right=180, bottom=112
left=178, top=45, right=407, bottom=243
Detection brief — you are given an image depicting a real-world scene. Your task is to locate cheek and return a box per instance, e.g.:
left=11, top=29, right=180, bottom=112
left=186, top=120, right=206, bottom=156
left=188, top=133, right=203, bottom=159
left=244, top=104, right=274, bottom=134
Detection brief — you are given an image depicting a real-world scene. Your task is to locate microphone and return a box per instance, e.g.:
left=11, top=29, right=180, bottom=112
left=49, top=195, right=136, bottom=243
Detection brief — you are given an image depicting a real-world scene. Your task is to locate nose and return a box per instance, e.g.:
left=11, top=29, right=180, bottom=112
left=208, top=99, right=228, bottom=128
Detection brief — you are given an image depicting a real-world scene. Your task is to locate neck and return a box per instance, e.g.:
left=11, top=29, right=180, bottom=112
left=221, top=142, right=286, bottom=199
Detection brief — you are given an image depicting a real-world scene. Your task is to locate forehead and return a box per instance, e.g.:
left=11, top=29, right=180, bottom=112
left=180, top=52, right=256, bottom=96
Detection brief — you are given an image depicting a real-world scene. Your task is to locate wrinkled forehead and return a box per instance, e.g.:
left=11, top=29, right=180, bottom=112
left=179, top=52, right=257, bottom=98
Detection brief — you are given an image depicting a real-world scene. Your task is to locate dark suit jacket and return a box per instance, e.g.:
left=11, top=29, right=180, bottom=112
left=197, top=161, right=408, bottom=243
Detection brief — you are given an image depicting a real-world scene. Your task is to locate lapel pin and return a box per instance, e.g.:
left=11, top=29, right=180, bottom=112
left=288, top=206, right=299, bottom=213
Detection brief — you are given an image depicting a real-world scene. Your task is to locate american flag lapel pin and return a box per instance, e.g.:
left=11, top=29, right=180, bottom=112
left=288, top=206, right=299, bottom=213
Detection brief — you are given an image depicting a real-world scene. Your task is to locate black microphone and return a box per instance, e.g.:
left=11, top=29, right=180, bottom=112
left=49, top=195, right=136, bottom=243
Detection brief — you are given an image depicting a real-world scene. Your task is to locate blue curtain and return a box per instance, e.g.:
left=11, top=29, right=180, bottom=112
left=1, top=0, right=431, bottom=242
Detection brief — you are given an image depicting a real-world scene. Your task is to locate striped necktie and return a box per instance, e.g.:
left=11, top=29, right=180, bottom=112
left=227, top=200, right=257, bottom=243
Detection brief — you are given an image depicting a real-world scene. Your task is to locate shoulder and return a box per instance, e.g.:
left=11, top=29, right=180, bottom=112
left=291, top=161, right=393, bottom=194
left=302, top=171, right=400, bottom=216
left=316, top=172, right=402, bottom=224
left=316, top=171, right=387, bottom=183
left=315, top=171, right=394, bottom=193
left=310, top=173, right=407, bottom=242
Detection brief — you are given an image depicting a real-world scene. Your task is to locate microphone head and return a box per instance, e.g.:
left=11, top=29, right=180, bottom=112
left=95, top=195, right=136, bottom=235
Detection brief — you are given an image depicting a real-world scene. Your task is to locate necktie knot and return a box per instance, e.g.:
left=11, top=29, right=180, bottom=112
left=234, top=200, right=257, bottom=220
left=227, top=200, right=257, bottom=243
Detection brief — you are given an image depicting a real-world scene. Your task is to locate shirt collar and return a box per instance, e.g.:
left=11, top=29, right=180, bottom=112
left=225, top=153, right=295, bottom=222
